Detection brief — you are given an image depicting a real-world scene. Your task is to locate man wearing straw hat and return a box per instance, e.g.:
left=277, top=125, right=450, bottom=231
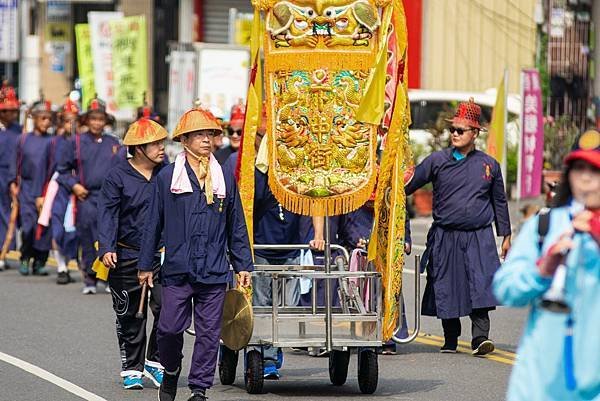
left=405, top=98, right=512, bottom=356
left=138, top=104, right=253, bottom=401
left=97, top=112, right=168, bottom=390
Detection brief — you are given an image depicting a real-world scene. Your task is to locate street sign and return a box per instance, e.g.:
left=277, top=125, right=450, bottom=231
left=0, top=0, right=19, bottom=62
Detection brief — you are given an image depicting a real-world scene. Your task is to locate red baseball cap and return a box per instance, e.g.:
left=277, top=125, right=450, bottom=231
left=564, top=129, right=600, bottom=169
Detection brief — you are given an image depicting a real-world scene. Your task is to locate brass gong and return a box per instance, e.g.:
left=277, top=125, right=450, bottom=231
left=220, top=288, right=254, bottom=351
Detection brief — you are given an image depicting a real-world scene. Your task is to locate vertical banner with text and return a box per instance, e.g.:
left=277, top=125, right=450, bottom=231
left=0, top=0, right=19, bottom=62
left=88, top=11, right=124, bottom=118
left=110, top=15, right=148, bottom=110
left=75, top=24, right=96, bottom=110
left=518, top=69, right=544, bottom=199
left=167, top=49, right=197, bottom=133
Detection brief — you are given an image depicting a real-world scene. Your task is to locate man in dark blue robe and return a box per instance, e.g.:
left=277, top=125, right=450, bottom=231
left=138, top=106, right=252, bottom=401
left=14, top=100, right=54, bottom=276
left=0, top=86, right=21, bottom=270
left=405, top=99, right=511, bottom=356
left=56, top=98, right=122, bottom=294
left=51, top=99, right=80, bottom=285
left=97, top=117, right=168, bottom=390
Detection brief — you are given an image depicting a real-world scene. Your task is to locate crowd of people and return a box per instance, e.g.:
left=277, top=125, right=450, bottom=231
left=1, top=82, right=599, bottom=401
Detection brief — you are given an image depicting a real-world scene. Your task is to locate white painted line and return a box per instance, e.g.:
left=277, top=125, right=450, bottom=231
left=0, top=351, right=109, bottom=401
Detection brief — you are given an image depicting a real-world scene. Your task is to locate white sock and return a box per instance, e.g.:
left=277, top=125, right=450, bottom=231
left=54, top=250, right=68, bottom=273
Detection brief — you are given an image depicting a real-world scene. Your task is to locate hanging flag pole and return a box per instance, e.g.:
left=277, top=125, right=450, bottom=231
left=516, top=69, right=524, bottom=207
left=487, top=68, right=509, bottom=188
left=501, top=68, right=509, bottom=189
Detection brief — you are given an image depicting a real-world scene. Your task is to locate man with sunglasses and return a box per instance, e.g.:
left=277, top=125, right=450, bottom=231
left=405, top=98, right=512, bottom=356
left=214, top=103, right=244, bottom=165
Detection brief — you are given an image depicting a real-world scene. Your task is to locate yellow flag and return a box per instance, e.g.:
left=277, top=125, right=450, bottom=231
left=487, top=74, right=506, bottom=163
left=238, top=6, right=263, bottom=252
left=356, top=5, right=393, bottom=125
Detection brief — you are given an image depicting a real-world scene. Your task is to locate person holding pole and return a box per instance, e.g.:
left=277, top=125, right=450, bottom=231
left=405, top=99, right=512, bottom=355
left=97, top=113, right=167, bottom=390
left=55, top=97, right=122, bottom=294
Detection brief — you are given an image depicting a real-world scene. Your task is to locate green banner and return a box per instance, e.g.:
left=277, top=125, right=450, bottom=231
left=110, top=16, right=148, bottom=109
left=75, top=24, right=96, bottom=110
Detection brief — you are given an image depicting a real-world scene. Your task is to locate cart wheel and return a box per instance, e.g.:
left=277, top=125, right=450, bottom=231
left=329, top=350, right=350, bottom=386
left=244, top=350, right=264, bottom=394
left=219, top=346, right=238, bottom=385
left=357, top=349, right=378, bottom=394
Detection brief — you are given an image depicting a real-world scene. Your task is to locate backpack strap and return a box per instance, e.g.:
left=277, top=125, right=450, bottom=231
left=537, top=207, right=551, bottom=252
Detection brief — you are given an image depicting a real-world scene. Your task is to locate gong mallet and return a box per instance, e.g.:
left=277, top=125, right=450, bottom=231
left=136, top=282, right=148, bottom=319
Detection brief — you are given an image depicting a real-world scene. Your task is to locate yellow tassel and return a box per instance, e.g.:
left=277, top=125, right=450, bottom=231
left=264, top=50, right=376, bottom=74
left=267, top=143, right=378, bottom=217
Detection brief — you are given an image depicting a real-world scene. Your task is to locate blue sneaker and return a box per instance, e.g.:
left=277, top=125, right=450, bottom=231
left=123, top=375, right=143, bottom=390
left=19, top=260, right=29, bottom=276
left=143, top=364, right=164, bottom=388
left=263, top=364, right=280, bottom=380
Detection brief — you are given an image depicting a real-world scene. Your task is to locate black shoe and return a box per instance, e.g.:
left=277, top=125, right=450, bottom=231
left=56, top=271, right=72, bottom=285
left=32, top=261, right=49, bottom=276
left=158, top=368, right=180, bottom=401
left=440, top=338, right=458, bottom=353
left=187, top=390, right=207, bottom=401
left=471, top=337, right=494, bottom=356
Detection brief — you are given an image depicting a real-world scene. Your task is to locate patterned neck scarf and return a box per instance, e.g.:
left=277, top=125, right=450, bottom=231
left=184, top=146, right=214, bottom=205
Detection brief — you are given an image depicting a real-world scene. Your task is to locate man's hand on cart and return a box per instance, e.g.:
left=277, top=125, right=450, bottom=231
left=310, top=216, right=326, bottom=251
left=138, top=270, right=154, bottom=288
left=238, top=271, right=251, bottom=288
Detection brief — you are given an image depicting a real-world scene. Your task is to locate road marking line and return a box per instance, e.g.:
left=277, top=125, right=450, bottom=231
left=0, top=351, right=109, bottom=401
left=6, top=251, right=78, bottom=271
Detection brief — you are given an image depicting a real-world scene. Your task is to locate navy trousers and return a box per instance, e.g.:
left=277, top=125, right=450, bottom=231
left=158, top=282, right=226, bottom=391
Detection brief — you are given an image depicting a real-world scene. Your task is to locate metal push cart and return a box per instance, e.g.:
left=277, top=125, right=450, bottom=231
left=213, top=216, right=422, bottom=395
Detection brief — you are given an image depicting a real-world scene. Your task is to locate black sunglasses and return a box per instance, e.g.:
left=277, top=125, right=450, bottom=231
left=449, top=127, right=475, bottom=135
left=228, top=128, right=242, bottom=136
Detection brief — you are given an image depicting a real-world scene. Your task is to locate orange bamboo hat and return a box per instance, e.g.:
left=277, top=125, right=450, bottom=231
left=172, top=101, right=223, bottom=142
left=123, top=117, right=168, bottom=146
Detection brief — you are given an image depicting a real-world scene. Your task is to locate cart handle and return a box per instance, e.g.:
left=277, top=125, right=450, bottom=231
left=253, top=243, right=350, bottom=265
left=391, top=254, right=421, bottom=344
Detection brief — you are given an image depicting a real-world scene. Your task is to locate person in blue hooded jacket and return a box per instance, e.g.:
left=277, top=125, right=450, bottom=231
left=493, top=129, right=600, bottom=401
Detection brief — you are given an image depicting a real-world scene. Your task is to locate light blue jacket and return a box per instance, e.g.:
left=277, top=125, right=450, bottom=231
left=494, top=206, right=600, bottom=401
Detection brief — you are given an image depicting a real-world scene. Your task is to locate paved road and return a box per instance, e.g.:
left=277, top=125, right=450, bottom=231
left=0, top=216, right=530, bottom=401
